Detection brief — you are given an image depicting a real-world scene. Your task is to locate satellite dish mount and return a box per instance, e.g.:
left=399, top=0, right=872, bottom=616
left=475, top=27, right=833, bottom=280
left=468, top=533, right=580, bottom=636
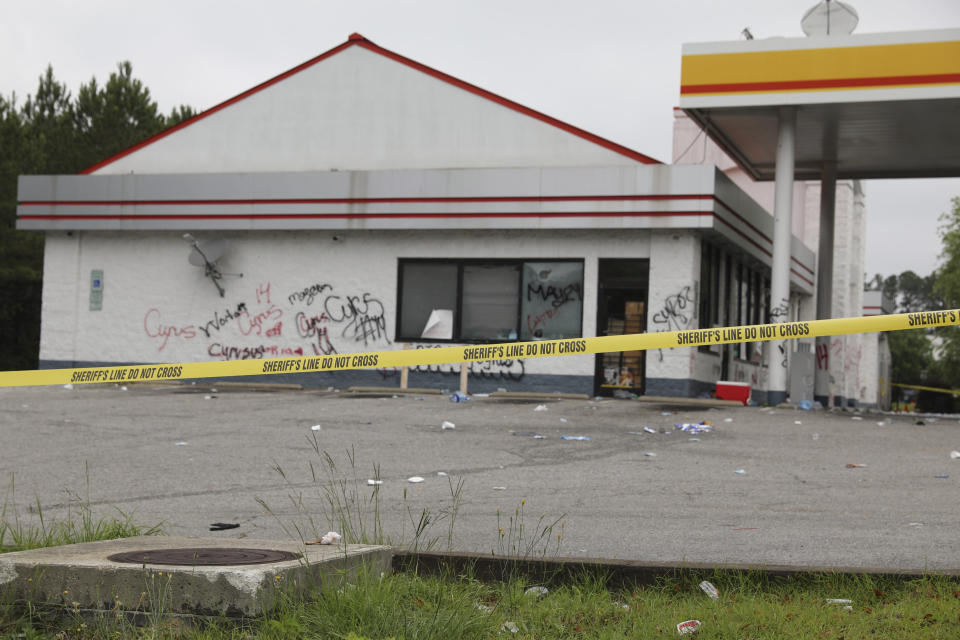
left=183, top=234, right=242, bottom=297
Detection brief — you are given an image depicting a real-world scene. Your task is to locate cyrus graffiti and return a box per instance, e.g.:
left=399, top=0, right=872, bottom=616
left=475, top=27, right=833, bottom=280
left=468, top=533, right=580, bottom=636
left=208, top=343, right=304, bottom=360
left=650, top=286, right=695, bottom=332
left=323, top=293, right=388, bottom=346
left=143, top=308, right=196, bottom=351
left=142, top=280, right=390, bottom=363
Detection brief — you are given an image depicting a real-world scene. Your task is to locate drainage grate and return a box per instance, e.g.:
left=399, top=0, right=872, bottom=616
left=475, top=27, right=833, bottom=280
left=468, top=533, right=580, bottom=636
left=107, top=547, right=301, bottom=566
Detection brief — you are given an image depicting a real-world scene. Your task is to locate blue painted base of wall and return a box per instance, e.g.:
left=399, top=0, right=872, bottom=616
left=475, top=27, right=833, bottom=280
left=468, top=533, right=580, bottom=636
left=645, top=377, right=716, bottom=399
left=39, top=360, right=592, bottom=395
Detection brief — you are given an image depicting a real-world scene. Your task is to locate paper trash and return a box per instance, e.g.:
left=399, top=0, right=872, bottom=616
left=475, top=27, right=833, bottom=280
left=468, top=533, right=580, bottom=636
left=420, top=309, right=454, bottom=339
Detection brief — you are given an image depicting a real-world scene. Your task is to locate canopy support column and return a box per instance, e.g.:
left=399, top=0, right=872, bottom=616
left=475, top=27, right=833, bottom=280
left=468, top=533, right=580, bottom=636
left=814, top=160, right=837, bottom=406
left=766, top=106, right=796, bottom=406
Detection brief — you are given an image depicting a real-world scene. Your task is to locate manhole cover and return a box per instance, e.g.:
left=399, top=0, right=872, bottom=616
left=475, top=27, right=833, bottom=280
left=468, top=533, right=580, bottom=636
left=107, top=547, right=300, bottom=566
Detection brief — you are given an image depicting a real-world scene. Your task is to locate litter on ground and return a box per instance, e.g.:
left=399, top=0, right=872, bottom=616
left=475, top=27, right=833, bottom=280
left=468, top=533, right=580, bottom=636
left=676, top=421, right=713, bottom=434
left=561, top=435, right=591, bottom=441
left=699, top=581, right=719, bottom=600
left=305, top=531, right=342, bottom=545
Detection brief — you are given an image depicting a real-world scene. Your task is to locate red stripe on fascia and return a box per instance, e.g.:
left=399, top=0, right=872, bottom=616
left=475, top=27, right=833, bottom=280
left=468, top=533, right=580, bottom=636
left=712, top=196, right=772, bottom=244
left=712, top=214, right=814, bottom=287
left=680, top=72, right=960, bottom=95
left=81, top=34, right=660, bottom=174
left=712, top=195, right=814, bottom=276
left=713, top=214, right=771, bottom=258
left=790, top=268, right=814, bottom=287
left=18, top=210, right=709, bottom=221
left=791, top=257, right=815, bottom=276
left=80, top=40, right=358, bottom=174
left=19, top=194, right=710, bottom=207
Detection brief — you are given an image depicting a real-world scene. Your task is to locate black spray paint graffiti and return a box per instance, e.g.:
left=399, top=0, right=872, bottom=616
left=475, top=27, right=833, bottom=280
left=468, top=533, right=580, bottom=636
left=650, top=286, right=696, bottom=361
left=378, top=345, right=525, bottom=380
left=526, top=282, right=582, bottom=309
left=196, top=302, right=248, bottom=339
left=770, top=298, right=790, bottom=320
left=651, top=286, right=695, bottom=332
left=324, top=293, right=388, bottom=346
left=287, top=284, right=389, bottom=348
left=294, top=312, right=339, bottom=356
left=287, top=283, right=332, bottom=306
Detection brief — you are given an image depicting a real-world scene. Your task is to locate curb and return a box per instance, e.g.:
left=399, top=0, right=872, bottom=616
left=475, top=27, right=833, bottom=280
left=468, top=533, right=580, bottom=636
left=392, top=550, right=960, bottom=585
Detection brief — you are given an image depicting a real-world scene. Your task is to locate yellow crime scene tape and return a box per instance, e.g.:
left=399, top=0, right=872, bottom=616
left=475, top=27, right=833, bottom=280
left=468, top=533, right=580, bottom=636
left=1, top=310, right=958, bottom=389
left=882, top=380, right=960, bottom=396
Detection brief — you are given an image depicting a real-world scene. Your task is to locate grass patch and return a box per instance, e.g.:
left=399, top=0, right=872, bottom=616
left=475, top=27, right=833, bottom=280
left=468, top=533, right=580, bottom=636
left=0, top=466, right=163, bottom=554
left=3, top=565, right=958, bottom=639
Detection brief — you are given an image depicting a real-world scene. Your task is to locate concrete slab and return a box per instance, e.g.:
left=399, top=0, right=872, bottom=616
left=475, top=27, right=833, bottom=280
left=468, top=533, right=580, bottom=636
left=0, top=536, right=391, bottom=617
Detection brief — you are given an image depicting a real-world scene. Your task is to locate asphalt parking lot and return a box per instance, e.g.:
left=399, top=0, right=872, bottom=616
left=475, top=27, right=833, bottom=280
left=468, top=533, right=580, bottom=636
left=2, top=383, right=958, bottom=571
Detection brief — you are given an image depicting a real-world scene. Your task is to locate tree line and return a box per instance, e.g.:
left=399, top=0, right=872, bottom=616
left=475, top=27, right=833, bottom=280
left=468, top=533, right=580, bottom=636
left=866, top=196, right=960, bottom=406
left=0, top=63, right=194, bottom=370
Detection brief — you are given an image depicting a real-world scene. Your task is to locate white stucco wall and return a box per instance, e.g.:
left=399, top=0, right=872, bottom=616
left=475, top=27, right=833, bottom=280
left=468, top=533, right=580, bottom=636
left=39, top=228, right=665, bottom=386
left=93, top=45, right=646, bottom=176
left=646, top=230, right=700, bottom=384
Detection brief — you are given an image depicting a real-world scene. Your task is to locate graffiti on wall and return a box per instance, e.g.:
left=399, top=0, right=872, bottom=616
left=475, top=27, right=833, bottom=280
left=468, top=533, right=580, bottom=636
left=376, top=344, right=525, bottom=381
left=650, top=285, right=696, bottom=361
left=142, top=280, right=390, bottom=361
left=650, top=286, right=695, bottom=332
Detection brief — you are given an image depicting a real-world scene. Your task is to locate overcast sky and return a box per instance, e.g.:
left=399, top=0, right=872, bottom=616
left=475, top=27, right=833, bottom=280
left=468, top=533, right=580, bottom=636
left=4, top=0, right=959, bottom=278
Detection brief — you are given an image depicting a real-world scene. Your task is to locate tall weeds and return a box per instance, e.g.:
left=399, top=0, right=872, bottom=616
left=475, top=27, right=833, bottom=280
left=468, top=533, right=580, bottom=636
left=257, top=434, right=466, bottom=552
left=0, top=465, right=162, bottom=554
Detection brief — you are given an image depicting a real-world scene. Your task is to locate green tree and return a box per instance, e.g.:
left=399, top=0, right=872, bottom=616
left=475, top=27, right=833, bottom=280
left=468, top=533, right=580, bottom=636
left=932, top=197, right=960, bottom=388
left=865, top=268, right=941, bottom=389
left=22, top=66, right=78, bottom=174
left=0, top=63, right=193, bottom=370
left=888, top=326, right=934, bottom=385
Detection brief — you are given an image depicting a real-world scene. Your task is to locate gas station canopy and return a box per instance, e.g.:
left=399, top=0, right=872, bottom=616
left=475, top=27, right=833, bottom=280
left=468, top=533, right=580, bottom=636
left=680, top=29, right=960, bottom=181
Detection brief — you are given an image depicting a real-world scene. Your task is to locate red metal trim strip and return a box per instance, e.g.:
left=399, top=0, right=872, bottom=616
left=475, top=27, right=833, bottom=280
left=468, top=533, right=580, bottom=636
left=18, top=210, right=708, bottom=221
left=19, top=194, right=711, bottom=207
left=79, top=40, right=357, bottom=174
left=681, top=73, right=960, bottom=95
left=713, top=195, right=814, bottom=276
left=712, top=214, right=814, bottom=287
left=80, top=34, right=660, bottom=174
left=353, top=39, right=660, bottom=165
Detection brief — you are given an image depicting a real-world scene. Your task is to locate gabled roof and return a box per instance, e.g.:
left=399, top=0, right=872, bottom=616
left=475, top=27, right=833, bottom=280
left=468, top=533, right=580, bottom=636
left=82, top=33, right=660, bottom=174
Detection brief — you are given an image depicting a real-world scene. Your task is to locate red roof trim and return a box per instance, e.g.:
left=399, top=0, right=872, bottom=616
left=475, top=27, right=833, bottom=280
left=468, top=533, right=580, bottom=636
left=80, top=34, right=660, bottom=174
left=351, top=38, right=660, bottom=165
left=80, top=39, right=358, bottom=174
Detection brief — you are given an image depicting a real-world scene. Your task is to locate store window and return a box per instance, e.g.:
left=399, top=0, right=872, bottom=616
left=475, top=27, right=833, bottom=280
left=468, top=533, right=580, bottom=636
left=397, top=259, right=584, bottom=342
left=698, top=240, right=770, bottom=359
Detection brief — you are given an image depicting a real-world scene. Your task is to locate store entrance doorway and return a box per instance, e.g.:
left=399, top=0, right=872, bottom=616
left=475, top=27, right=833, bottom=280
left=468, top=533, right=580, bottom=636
left=594, top=259, right=648, bottom=397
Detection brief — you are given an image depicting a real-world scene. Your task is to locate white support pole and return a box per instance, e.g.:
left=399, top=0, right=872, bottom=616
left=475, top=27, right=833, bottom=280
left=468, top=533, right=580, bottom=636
left=814, top=161, right=837, bottom=406
left=766, top=106, right=796, bottom=406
